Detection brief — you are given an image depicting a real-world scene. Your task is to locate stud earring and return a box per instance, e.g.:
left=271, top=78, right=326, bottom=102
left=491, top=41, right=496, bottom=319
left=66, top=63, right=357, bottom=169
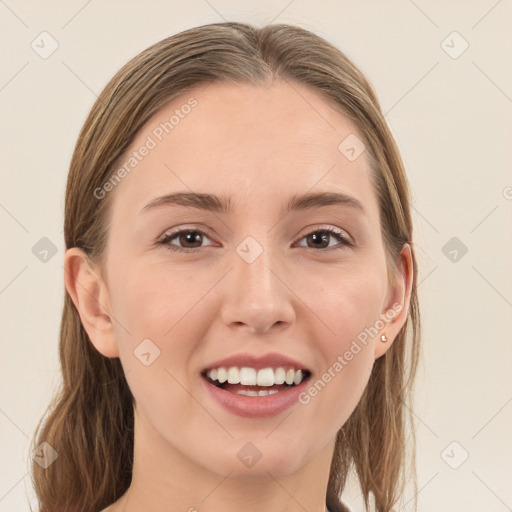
left=380, top=334, right=388, bottom=342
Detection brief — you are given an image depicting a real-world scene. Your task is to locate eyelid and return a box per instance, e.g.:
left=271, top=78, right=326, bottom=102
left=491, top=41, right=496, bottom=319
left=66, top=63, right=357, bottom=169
left=159, top=222, right=213, bottom=236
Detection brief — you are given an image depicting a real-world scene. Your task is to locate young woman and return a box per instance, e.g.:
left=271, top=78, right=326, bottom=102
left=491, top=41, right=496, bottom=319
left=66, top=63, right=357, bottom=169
left=30, top=22, right=420, bottom=512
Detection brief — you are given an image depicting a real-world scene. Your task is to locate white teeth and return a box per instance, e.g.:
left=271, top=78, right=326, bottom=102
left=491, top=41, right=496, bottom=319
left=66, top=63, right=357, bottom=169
left=236, top=389, right=259, bottom=396
left=240, top=367, right=257, bottom=385
left=259, top=389, right=279, bottom=396
left=227, top=367, right=240, bottom=384
left=235, top=389, right=280, bottom=396
left=274, top=367, right=286, bottom=384
left=257, top=368, right=275, bottom=387
left=217, top=367, right=227, bottom=383
left=206, top=366, right=307, bottom=387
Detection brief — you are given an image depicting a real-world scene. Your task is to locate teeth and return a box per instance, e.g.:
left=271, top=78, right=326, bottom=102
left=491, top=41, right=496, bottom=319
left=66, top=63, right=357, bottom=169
left=206, top=366, right=306, bottom=386
left=236, top=389, right=259, bottom=396
left=217, top=367, right=227, bottom=383
left=235, top=389, right=280, bottom=396
left=240, top=367, right=257, bottom=385
left=257, top=368, right=275, bottom=386
left=274, top=367, right=286, bottom=384
left=227, top=367, right=240, bottom=384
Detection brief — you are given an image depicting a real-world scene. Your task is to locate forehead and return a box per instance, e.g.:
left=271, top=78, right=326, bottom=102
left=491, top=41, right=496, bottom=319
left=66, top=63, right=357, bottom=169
left=108, top=80, right=377, bottom=218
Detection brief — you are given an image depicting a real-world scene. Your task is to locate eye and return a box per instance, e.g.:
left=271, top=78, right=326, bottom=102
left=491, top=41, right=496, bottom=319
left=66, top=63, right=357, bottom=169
left=158, top=229, right=214, bottom=253
left=295, top=227, right=353, bottom=250
left=157, top=226, right=352, bottom=254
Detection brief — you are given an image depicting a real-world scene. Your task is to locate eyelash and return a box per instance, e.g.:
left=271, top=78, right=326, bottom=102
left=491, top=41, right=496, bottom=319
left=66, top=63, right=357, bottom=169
left=157, top=226, right=353, bottom=253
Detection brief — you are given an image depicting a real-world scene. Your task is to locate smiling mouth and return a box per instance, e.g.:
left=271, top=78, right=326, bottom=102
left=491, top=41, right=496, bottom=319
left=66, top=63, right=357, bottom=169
left=201, top=368, right=312, bottom=396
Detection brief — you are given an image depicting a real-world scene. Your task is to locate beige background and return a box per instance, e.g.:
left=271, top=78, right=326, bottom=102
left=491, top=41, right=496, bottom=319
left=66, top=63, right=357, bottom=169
left=1, top=1, right=511, bottom=510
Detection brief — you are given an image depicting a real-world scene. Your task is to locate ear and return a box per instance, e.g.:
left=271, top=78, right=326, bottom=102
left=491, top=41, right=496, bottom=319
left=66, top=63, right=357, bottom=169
left=374, top=243, right=414, bottom=359
left=63, top=247, right=119, bottom=358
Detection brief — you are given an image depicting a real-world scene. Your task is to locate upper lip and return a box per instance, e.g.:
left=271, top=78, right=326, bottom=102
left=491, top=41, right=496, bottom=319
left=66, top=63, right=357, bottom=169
left=202, top=352, right=311, bottom=373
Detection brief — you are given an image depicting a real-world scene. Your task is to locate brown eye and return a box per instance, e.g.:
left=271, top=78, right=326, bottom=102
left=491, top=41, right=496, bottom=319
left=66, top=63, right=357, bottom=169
left=297, top=228, right=352, bottom=250
left=305, top=232, right=331, bottom=249
left=176, top=231, right=203, bottom=248
left=159, top=229, right=213, bottom=253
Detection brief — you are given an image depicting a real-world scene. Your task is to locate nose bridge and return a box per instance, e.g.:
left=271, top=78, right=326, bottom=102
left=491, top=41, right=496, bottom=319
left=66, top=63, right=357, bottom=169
left=221, top=235, right=295, bottom=332
left=236, top=235, right=275, bottom=295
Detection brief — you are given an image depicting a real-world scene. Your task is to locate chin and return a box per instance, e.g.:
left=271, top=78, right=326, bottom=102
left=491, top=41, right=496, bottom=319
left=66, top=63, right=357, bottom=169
left=203, top=443, right=308, bottom=481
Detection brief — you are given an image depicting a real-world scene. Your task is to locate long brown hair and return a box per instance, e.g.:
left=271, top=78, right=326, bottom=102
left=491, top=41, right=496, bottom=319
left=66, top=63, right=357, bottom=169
left=30, top=22, right=420, bottom=512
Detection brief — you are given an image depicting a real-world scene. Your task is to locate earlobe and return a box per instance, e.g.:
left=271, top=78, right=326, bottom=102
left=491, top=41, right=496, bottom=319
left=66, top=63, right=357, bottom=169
left=63, top=247, right=119, bottom=358
left=374, top=243, right=414, bottom=359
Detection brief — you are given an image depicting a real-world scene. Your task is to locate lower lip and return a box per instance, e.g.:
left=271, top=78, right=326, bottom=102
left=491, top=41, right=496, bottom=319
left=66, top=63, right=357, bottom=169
left=202, top=376, right=311, bottom=418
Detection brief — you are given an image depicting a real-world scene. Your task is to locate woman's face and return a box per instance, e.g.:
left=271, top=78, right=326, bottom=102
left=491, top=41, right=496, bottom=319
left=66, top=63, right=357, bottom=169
left=87, top=80, right=409, bottom=480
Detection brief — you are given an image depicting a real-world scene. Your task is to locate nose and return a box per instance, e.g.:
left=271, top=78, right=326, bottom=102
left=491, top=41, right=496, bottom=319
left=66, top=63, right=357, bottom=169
left=219, top=242, right=296, bottom=335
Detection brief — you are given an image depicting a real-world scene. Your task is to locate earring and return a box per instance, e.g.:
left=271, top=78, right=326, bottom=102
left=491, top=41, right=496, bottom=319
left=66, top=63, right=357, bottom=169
left=380, top=334, right=388, bottom=342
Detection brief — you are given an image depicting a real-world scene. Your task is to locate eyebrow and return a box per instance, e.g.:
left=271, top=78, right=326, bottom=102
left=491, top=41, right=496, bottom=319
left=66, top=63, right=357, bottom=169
left=141, top=191, right=365, bottom=216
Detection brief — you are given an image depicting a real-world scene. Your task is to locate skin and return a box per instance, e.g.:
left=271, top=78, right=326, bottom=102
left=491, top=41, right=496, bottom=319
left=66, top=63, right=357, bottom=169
left=65, top=80, right=413, bottom=512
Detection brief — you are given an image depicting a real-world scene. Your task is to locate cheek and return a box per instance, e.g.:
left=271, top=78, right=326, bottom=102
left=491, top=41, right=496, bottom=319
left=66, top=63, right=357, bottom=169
left=301, top=345, right=374, bottom=438
left=111, top=264, right=208, bottom=437
left=299, top=305, right=377, bottom=434
left=110, top=260, right=211, bottom=340
left=314, top=259, right=387, bottom=342
left=300, top=261, right=386, bottom=424
left=109, top=262, right=218, bottom=410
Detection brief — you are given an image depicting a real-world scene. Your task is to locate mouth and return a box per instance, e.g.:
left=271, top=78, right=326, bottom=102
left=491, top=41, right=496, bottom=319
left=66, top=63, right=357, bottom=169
left=201, top=366, right=312, bottom=396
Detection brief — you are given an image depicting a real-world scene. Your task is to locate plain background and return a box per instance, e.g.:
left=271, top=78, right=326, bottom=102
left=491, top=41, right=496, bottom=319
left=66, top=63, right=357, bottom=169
left=1, top=1, right=511, bottom=510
